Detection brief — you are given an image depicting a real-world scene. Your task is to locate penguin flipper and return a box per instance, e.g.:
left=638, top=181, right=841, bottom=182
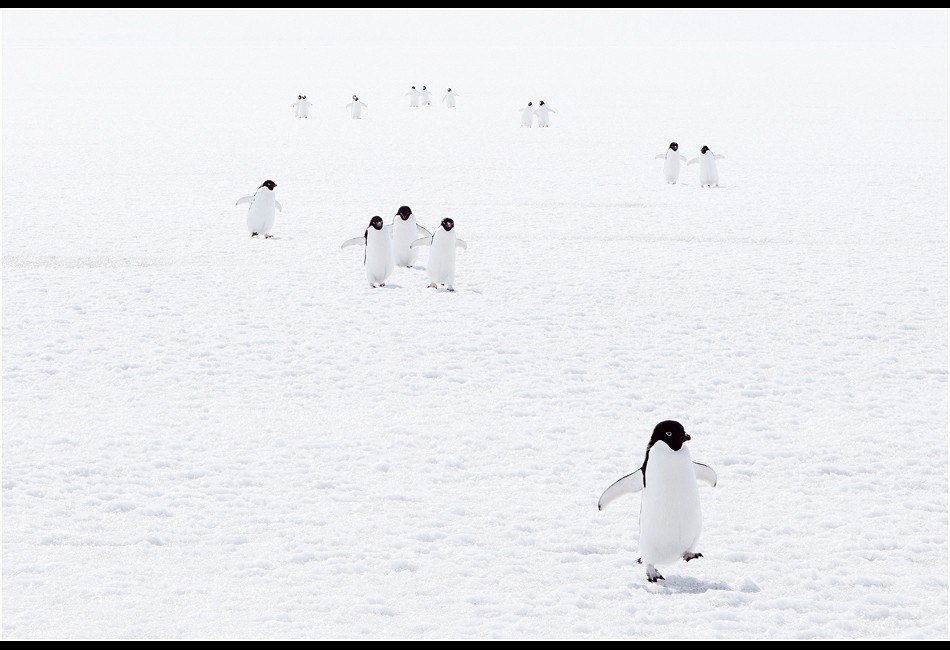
left=655, top=154, right=666, bottom=160
left=416, top=225, right=432, bottom=237
left=341, top=237, right=365, bottom=250
left=236, top=196, right=254, bottom=206
left=410, top=237, right=432, bottom=249
left=455, top=239, right=468, bottom=250
left=680, top=155, right=688, bottom=162
left=274, top=201, right=282, bottom=212
left=693, top=462, right=717, bottom=487
left=687, top=158, right=699, bottom=166
left=715, top=154, right=726, bottom=160
left=597, top=470, right=644, bottom=511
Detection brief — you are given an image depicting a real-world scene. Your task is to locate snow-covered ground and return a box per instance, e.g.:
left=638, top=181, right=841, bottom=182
left=2, top=10, right=947, bottom=639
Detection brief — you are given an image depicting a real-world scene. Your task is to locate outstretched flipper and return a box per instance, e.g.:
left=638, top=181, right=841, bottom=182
left=416, top=225, right=432, bottom=237
left=715, top=154, right=726, bottom=160
left=275, top=201, right=282, bottom=212
left=654, top=153, right=666, bottom=160
left=456, top=239, right=468, bottom=250
left=693, top=462, right=717, bottom=487
left=597, top=470, right=644, bottom=511
left=687, top=158, right=699, bottom=166
left=236, top=196, right=254, bottom=206
left=410, top=237, right=432, bottom=249
left=680, top=155, right=688, bottom=163
left=341, top=237, right=365, bottom=250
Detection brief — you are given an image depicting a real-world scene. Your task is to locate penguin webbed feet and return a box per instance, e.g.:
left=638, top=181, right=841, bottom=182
left=683, top=552, right=703, bottom=562
left=645, top=565, right=664, bottom=582
left=251, top=232, right=258, bottom=237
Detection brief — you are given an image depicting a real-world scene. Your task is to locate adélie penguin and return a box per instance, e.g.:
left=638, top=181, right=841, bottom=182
left=687, top=145, right=726, bottom=187
left=411, top=217, right=467, bottom=291
left=236, top=180, right=282, bottom=238
left=391, top=206, right=432, bottom=268
left=342, top=216, right=394, bottom=288
left=655, top=142, right=688, bottom=184
left=598, top=420, right=717, bottom=582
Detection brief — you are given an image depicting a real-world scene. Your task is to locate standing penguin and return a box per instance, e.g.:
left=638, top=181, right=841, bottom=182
left=687, top=146, right=726, bottom=187
left=520, top=102, right=535, bottom=128
left=411, top=217, right=467, bottom=291
left=346, top=95, right=367, bottom=119
left=341, top=216, right=394, bottom=288
left=536, top=100, right=555, bottom=127
left=419, top=85, right=432, bottom=106
left=235, top=180, right=282, bottom=238
left=443, top=88, right=459, bottom=108
left=598, top=420, right=717, bottom=583
left=406, top=86, right=420, bottom=107
left=654, top=142, right=688, bottom=184
left=391, top=206, right=432, bottom=268
left=292, top=95, right=312, bottom=118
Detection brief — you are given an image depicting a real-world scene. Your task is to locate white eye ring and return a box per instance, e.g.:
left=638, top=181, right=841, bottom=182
left=665, top=432, right=672, bottom=436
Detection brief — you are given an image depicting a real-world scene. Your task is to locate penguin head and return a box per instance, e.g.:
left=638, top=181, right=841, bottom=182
left=302, top=95, right=307, bottom=99
left=369, top=216, right=384, bottom=230
left=396, top=206, right=413, bottom=221
left=669, top=142, right=678, bottom=151
left=422, top=85, right=427, bottom=90
left=259, top=180, right=277, bottom=191
left=701, top=146, right=710, bottom=154
left=441, top=218, right=455, bottom=232
left=528, top=102, right=533, bottom=106
left=649, top=420, right=690, bottom=452
left=447, top=87, right=451, bottom=92
left=353, top=95, right=358, bottom=101
left=539, top=101, right=545, bottom=106
left=412, top=86, right=416, bottom=89
left=297, top=95, right=302, bottom=100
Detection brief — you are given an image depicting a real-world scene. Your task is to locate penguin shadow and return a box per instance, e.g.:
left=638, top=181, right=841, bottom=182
left=630, top=574, right=733, bottom=595
left=377, top=283, right=403, bottom=290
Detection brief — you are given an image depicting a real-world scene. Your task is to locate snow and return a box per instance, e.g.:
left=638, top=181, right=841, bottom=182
left=2, top=10, right=948, bottom=640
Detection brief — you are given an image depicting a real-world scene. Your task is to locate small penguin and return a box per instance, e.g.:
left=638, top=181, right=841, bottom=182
left=520, top=102, right=535, bottom=128
left=341, top=216, right=394, bottom=288
left=406, top=86, right=420, bottom=108
left=391, top=206, right=432, bottom=268
left=411, top=217, right=467, bottom=291
left=292, top=95, right=312, bottom=118
left=598, top=420, right=717, bottom=583
left=536, top=100, right=555, bottom=127
left=654, top=142, right=688, bottom=184
left=346, top=95, right=367, bottom=119
left=235, top=180, right=282, bottom=238
left=419, top=85, right=432, bottom=106
left=687, top=146, right=726, bottom=187
left=443, top=88, right=459, bottom=108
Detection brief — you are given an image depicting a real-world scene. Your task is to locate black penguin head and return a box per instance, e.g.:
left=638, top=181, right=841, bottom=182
left=540, top=101, right=545, bottom=106
left=412, top=86, right=416, bottom=89
left=353, top=95, right=358, bottom=101
left=649, top=420, right=691, bottom=452
left=369, top=216, right=384, bottom=230
left=396, top=206, right=413, bottom=221
left=447, top=88, right=451, bottom=92
left=298, top=95, right=302, bottom=100
left=260, top=180, right=277, bottom=191
left=701, top=146, right=710, bottom=154
left=302, top=95, right=306, bottom=99
left=441, top=218, right=455, bottom=232
left=422, top=86, right=426, bottom=90
left=528, top=102, right=533, bottom=106
left=669, top=142, right=678, bottom=151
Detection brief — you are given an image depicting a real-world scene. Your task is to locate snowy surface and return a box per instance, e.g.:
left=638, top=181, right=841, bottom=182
left=2, top=10, right=947, bottom=640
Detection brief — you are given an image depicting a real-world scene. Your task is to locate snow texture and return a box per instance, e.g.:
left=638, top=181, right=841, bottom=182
left=2, top=10, right=947, bottom=640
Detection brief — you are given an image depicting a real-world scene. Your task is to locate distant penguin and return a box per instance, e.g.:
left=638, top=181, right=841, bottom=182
left=536, top=100, right=555, bottom=127
left=406, top=86, right=420, bottom=108
left=598, top=420, right=717, bottom=583
left=341, top=216, right=394, bottom=288
left=419, top=85, right=432, bottom=106
left=654, top=142, right=688, bottom=184
left=347, top=95, right=367, bottom=119
left=687, top=146, right=726, bottom=187
left=520, top=102, right=535, bottom=128
left=292, top=95, right=312, bottom=118
left=235, top=180, right=282, bottom=238
left=411, top=217, right=467, bottom=291
left=391, top=206, right=432, bottom=268
left=443, top=88, right=459, bottom=108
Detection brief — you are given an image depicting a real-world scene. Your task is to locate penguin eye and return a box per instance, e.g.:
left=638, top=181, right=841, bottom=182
left=665, top=432, right=672, bottom=437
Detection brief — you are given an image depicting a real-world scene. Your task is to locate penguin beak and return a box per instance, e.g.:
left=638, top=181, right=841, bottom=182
left=684, top=434, right=691, bottom=441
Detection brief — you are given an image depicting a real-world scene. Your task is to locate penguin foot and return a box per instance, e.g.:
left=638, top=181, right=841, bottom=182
left=264, top=234, right=274, bottom=239
left=447, top=287, right=455, bottom=292
left=683, top=552, right=703, bottom=562
left=645, top=565, right=664, bottom=582
left=251, top=232, right=258, bottom=237
left=427, top=283, right=437, bottom=289
left=379, top=283, right=386, bottom=287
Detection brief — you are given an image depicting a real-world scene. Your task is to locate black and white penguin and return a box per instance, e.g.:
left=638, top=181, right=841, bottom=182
left=235, top=180, right=282, bottom=238
left=655, top=142, right=688, bottom=184
left=341, top=216, right=394, bottom=287
left=411, top=217, right=467, bottom=291
left=687, top=145, right=726, bottom=187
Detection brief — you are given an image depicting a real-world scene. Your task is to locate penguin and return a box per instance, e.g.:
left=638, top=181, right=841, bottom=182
left=536, top=100, right=555, bottom=127
left=341, top=216, right=394, bottom=288
left=520, top=102, right=535, bottom=128
left=235, top=180, right=282, bottom=238
left=654, top=142, right=688, bottom=184
left=411, top=217, right=467, bottom=291
left=406, top=86, right=420, bottom=108
left=598, top=420, right=717, bottom=583
left=419, top=85, right=432, bottom=106
left=687, top=146, right=726, bottom=187
left=346, top=95, right=367, bottom=119
left=292, top=95, right=312, bottom=118
left=443, top=88, right=459, bottom=108
left=391, top=205, right=432, bottom=268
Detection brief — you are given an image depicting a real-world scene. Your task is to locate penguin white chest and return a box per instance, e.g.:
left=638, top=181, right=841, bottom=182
left=521, top=107, right=534, bottom=127
left=427, top=231, right=457, bottom=285
left=364, top=228, right=394, bottom=286
left=663, top=151, right=681, bottom=183
left=247, top=189, right=276, bottom=235
left=392, top=218, right=419, bottom=266
left=638, top=444, right=703, bottom=566
left=699, top=153, right=719, bottom=186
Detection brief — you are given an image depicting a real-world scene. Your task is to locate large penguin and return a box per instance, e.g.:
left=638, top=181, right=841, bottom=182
left=411, top=217, right=467, bottom=291
left=536, top=100, right=555, bottom=127
left=391, top=206, right=432, bottom=268
left=419, top=85, right=432, bottom=106
left=520, top=102, right=535, bottom=128
left=341, top=216, right=394, bottom=288
left=406, top=86, right=420, bottom=107
left=655, top=142, right=688, bottom=184
left=687, top=146, right=726, bottom=187
left=443, top=88, right=459, bottom=108
left=235, top=180, right=282, bottom=238
left=598, top=420, right=717, bottom=583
